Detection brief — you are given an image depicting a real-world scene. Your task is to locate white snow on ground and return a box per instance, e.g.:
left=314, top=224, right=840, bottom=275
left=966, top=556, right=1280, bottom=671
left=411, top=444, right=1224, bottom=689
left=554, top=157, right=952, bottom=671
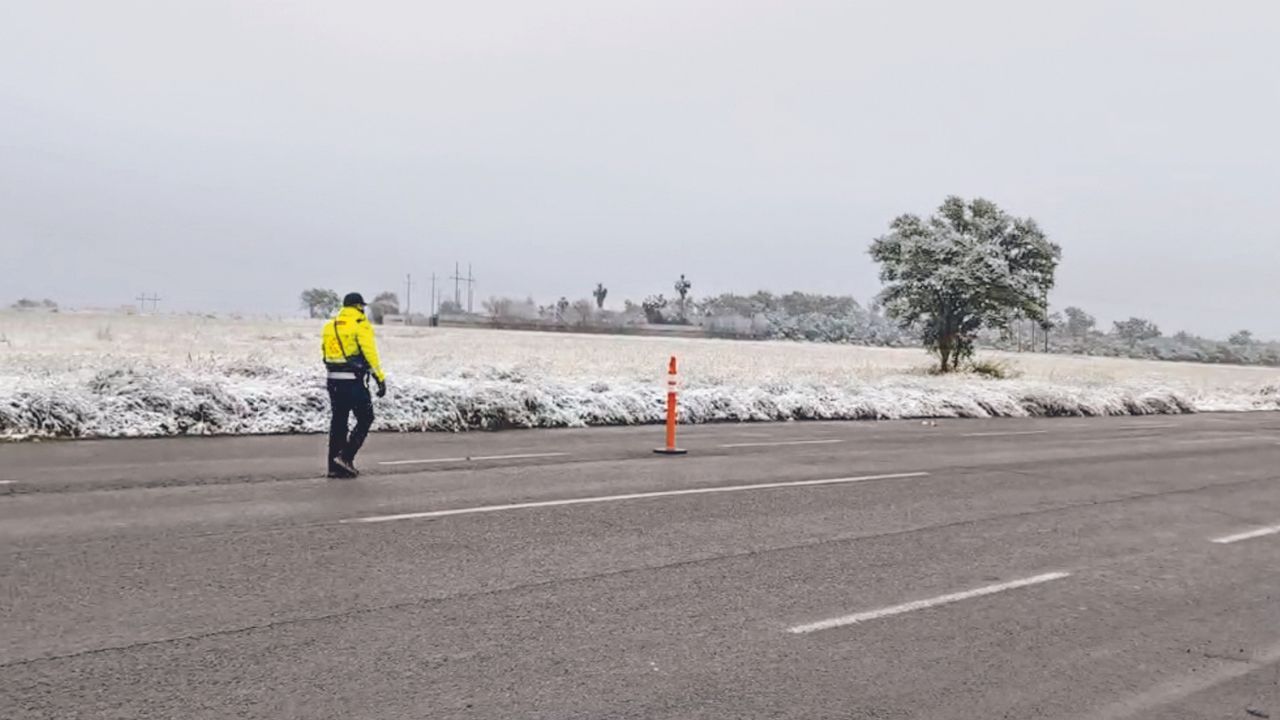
left=2, top=313, right=1278, bottom=439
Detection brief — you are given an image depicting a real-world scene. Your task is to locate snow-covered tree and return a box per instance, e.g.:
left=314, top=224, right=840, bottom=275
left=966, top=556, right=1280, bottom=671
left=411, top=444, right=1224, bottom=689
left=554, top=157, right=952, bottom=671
left=300, top=288, right=340, bottom=319
left=641, top=295, right=672, bottom=324
left=368, top=292, right=400, bottom=324
left=1229, top=329, right=1254, bottom=346
left=1112, top=317, right=1161, bottom=348
left=1063, top=306, right=1096, bottom=340
left=869, top=196, right=1061, bottom=372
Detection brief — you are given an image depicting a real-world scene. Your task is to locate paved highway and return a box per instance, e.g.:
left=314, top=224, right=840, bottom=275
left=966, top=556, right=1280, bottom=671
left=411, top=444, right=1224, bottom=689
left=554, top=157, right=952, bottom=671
left=3, top=413, right=1279, bottom=719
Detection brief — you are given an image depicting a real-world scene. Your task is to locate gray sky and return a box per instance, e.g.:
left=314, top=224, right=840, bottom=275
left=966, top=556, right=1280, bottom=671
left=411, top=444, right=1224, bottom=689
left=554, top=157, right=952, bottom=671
left=3, top=0, right=1278, bottom=337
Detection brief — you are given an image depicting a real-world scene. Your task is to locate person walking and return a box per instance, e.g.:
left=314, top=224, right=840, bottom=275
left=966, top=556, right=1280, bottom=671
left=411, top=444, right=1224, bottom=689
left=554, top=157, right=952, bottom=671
left=321, top=292, right=387, bottom=478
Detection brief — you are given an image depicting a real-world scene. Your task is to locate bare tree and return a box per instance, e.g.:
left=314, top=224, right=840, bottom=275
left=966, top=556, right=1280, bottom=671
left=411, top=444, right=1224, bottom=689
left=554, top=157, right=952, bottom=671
left=571, top=299, right=594, bottom=326
left=593, top=283, right=608, bottom=310
left=482, top=296, right=515, bottom=319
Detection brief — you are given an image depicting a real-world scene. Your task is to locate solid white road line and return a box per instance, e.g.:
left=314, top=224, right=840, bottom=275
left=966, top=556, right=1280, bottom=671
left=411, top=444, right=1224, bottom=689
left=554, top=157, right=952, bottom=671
left=1210, top=524, right=1280, bottom=544
left=961, top=430, right=1049, bottom=438
left=342, top=471, right=929, bottom=524
left=719, top=439, right=845, bottom=449
left=788, top=571, right=1071, bottom=634
left=379, top=452, right=570, bottom=467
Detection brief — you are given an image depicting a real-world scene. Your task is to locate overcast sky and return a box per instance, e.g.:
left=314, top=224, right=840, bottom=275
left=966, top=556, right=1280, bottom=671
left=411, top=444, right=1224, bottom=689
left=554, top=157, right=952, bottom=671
left=3, top=1, right=1278, bottom=337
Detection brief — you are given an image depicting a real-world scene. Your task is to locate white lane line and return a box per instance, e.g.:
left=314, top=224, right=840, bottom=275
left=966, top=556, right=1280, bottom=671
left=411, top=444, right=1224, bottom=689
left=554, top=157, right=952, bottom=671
left=379, top=452, right=569, bottom=467
left=342, top=471, right=929, bottom=524
left=1210, top=524, right=1280, bottom=544
left=1171, top=435, right=1274, bottom=447
left=788, top=571, right=1071, bottom=634
left=1117, top=423, right=1177, bottom=430
left=0, top=480, right=14, bottom=485
left=961, top=430, right=1049, bottom=438
left=719, top=439, right=845, bottom=449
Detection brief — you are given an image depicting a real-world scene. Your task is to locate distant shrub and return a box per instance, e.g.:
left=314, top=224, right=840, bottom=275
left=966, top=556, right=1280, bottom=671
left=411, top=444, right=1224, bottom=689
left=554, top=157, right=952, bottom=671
left=11, top=298, right=58, bottom=311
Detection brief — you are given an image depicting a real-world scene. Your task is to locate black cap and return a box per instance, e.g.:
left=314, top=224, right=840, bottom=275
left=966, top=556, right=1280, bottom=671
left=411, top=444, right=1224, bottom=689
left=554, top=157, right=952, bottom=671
left=343, top=292, right=366, bottom=307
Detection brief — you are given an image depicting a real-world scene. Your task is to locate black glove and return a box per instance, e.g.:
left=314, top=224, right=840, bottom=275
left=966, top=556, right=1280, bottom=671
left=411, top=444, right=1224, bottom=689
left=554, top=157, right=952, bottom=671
left=376, top=379, right=387, bottom=398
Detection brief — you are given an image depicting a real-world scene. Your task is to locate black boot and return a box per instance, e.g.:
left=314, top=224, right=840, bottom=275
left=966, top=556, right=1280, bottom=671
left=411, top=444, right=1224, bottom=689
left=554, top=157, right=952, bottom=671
left=331, top=456, right=359, bottom=478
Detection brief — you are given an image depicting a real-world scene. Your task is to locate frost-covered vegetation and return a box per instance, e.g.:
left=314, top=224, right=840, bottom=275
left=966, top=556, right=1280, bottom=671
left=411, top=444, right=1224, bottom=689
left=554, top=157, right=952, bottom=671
left=2, top=312, right=1278, bottom=439
left=985, top=308, right=1280, bottom=368
left=694, top=292, right=909, bottom=345
left=469, top=289, right=910, bottom=346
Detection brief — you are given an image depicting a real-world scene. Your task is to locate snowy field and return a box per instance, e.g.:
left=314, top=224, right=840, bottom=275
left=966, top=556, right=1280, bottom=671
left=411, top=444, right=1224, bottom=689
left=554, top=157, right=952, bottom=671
left=2, top=312, right=1278, bottom=439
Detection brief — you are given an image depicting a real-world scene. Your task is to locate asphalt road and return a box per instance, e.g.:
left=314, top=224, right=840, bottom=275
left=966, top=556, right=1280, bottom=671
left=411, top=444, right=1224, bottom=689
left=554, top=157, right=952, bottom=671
left=3, top=413, right=1280, bottom=719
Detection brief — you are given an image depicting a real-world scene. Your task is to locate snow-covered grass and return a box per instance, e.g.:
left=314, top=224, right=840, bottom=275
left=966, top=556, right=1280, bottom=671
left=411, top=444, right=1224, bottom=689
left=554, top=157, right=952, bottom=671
left=2, top=312, right=1278, bottom=439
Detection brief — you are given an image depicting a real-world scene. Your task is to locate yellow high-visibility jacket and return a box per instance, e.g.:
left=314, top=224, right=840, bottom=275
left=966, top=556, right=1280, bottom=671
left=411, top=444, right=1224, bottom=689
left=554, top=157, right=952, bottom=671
left=321, top=306, right=385, bottom=382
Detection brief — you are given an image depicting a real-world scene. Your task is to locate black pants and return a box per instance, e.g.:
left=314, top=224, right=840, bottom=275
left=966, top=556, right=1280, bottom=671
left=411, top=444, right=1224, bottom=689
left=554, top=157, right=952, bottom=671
left=327, top=379, right=374, bottom=470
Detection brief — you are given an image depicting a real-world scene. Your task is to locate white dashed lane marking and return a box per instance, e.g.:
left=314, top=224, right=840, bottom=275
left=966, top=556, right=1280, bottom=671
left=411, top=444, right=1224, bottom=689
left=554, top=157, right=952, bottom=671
left=379, top=452, right=570, bottom=467
left=961, top=431, right=1049, bottom=438
left=1210, top=524, right=1280, bottom=544
left=789, top=572, right=1071, bottom=634
left=343, top=472, right=929, bottom=524
left=719, top=439, right=844, bottom=449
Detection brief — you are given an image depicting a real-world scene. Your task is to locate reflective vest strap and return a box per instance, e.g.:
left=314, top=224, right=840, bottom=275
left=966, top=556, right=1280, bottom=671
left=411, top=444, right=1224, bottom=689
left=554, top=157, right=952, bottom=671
left=330, top=319, right=349, bottom=359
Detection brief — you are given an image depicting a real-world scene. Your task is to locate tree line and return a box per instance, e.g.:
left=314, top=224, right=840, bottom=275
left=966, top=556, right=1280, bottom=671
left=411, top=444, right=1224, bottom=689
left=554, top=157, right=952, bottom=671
left=987, top=307, right=1280, bottom=367
left=298, top=194, right=1278, bottom=371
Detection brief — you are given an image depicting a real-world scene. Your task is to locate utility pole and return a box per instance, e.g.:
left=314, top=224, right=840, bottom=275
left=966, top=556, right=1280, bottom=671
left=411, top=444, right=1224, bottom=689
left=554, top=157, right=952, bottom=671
left=447, top=263, right=478, bottom=313
left=450, top=262, right=463, bottom=309
left=404, top=274, right=414, bottom=317
left=135, top=293, right=161, bottom=314
left=430, top=273, right=437, bottom=318
left=466, top=263, right=476, bottom=314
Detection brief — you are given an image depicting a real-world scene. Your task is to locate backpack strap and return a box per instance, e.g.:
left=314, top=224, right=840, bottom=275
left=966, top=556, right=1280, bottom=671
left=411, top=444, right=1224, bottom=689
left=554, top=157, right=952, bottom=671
left=331, top=319, right=349, bottom=358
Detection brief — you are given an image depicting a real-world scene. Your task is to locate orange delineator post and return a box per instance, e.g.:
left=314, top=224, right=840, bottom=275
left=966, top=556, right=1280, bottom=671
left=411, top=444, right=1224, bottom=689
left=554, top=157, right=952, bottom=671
left=654, top=356, right=687, bottom=455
